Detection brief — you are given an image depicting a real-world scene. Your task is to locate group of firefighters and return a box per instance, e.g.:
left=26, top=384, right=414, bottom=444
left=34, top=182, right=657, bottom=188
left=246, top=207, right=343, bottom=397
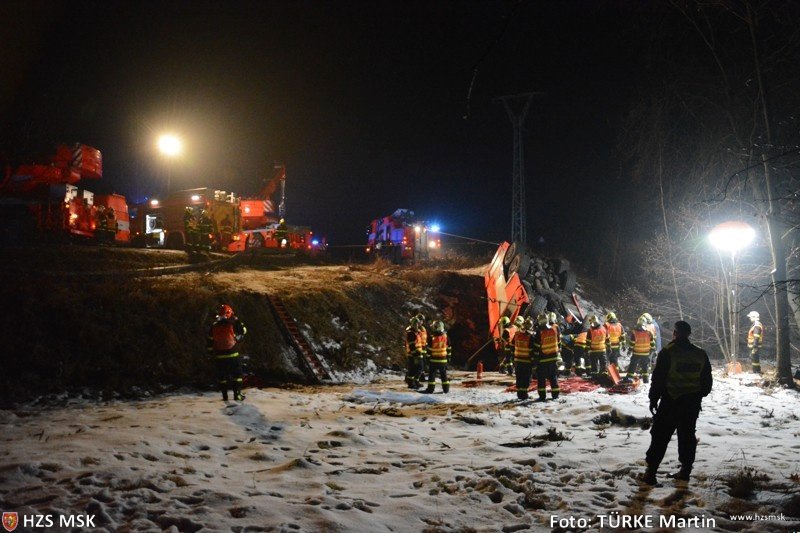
left=403, top=307, right=766, bottom=400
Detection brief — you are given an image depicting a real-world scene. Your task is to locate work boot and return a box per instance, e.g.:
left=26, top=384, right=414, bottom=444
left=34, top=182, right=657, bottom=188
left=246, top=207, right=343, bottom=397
left=423, top=386, right=435, bottom=394
left=552, top=392, right=559, bottom=400
left=639, top=466, right=661, bottom=487
left=671, top=466, right=691, bottom=481
left=517, top=392, right=528, bottom=400
left=234, top=392, right=245, bottom=402
left=642, top=375, right=650, bottom=384
left=222, top=393, right=229, bottom=402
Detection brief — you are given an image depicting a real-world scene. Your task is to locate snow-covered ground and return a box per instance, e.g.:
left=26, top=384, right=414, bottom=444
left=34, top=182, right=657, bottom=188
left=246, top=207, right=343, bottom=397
left=1, top=370, right=798, bottom=532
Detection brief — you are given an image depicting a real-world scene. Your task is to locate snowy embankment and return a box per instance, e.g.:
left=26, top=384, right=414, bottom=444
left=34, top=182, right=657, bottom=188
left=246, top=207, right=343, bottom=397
left=0, top=371, right=798, bottom=532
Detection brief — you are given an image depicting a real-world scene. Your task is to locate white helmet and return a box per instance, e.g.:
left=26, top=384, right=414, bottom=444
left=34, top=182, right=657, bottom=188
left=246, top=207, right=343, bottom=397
left=747, top=311, right=760, bottom=321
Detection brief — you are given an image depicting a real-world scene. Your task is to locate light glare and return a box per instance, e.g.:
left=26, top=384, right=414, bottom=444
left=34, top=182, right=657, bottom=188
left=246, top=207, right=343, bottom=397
left=709, top=221, right=755, bottom=253
left=157, top=134, right=182, bottom=156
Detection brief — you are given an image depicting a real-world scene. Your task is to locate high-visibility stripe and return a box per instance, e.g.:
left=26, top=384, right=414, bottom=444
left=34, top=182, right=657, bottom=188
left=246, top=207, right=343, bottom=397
left=588, top=327, right=608, bottom=351
left=215, top=352, right=240, bottom=359
left=632, top=329, right=654, bottom=355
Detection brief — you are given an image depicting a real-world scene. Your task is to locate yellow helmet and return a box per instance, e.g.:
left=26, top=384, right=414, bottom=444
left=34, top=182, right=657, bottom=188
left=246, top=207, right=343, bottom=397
left=641, top=312, right=653, bottom=323
left=432, top=320, right=445, bottom=334
left=747, top=311, right=759, bottom=321
left=637, top=316, right=647, bottom=328
left=548, top=312, right=558, bottom=324
left=499, top=316, right=511, bottom=327
left=606, top=312, right=617, bottom=322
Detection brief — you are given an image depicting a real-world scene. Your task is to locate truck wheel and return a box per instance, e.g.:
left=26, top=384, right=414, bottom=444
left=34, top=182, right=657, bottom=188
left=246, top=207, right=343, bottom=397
left=166, top=232, right=185, bottom=250
left=561, top=270, right=577, bottom=293
left=530, top=295, right=548, bottom=316
left=521, top=280, right=533, bottom=299
left=246, top=232, right=264, bottom=250
left=553, top=258, right=570, bottom=274
left=503, top=242, right=519, bottom=267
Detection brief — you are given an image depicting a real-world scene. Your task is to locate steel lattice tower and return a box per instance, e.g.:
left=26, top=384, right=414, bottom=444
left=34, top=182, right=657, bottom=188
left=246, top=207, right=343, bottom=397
left=499, top=92, right=541, bottom=245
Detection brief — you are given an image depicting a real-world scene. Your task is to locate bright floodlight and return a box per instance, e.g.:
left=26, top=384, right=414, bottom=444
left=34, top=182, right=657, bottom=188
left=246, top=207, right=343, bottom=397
left=430, top=224, right=441, bottom=233
left=157, top=134, right=182, bottom=156
left=709, top=221, right=755, bottom=253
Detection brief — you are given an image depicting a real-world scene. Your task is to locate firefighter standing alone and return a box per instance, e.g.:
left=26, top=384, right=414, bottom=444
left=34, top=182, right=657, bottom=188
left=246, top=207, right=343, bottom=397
left=208, top=304, right=247, bottom=402
left=746, top=311, right=763, bottom=374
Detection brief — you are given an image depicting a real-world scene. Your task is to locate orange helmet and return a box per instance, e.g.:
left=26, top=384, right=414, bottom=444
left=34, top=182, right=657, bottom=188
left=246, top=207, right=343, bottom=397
left=218, top=304, right=234, bottom=318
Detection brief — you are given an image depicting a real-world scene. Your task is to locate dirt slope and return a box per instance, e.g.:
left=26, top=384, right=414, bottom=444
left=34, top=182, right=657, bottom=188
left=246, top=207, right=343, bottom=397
left=1, top=247, right=488, bottom=407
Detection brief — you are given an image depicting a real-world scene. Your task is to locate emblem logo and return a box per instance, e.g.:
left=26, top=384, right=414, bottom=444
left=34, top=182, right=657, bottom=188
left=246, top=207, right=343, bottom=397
left=1, top=512, right=18, bottom=532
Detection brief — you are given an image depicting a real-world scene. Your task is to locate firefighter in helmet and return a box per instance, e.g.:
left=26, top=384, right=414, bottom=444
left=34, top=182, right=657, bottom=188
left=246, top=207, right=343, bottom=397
left=746, top=311, right=763, bottom=374
left=424, top=320, right=451, bottom=393
left=573, top=321, right=589, bottom=376
left=183, top=207, right=199, bottom=253
left=534, top=313, right=561, bottom=401
left=513, top=317, right=535, bottom=400
left=497, top=316, right=516, bottom=376
left=404, top=316, right=425, bottom=388
left=586, top=314, right=610, bottom=379
left=198, top=209, right=213, bottom=253
left=640, top=312, right=662, bottom=354
left=276, top=218, right=289, bottom=248
left=207, top=304, right=247, bottom=402
left=604, top=312, right=625, bottom=368
left=625, top=316, right=655, bottom=382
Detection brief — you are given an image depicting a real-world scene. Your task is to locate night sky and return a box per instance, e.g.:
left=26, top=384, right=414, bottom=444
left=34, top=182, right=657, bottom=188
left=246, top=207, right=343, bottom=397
left=2, top=1, right=660, bottom=253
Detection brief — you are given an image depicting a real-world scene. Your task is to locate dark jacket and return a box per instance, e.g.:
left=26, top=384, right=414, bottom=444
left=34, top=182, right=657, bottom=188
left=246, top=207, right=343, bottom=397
left=649, top=339, right=712, bottom=405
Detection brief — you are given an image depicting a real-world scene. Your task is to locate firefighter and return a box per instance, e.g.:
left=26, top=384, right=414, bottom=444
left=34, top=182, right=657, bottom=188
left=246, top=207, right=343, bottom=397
left=184, top=207, right=199, bottom=253
left=497, top=316, right=516, bottom=375
left=573, top=324, right=589, bottom=376
left=534, top=313, right=561, bottom=401
left=604, top=312, right=625, bottom=368
left=547, top=312, right=566, bottom=373
left=586, top=314, right=610, bottom=378
left=560, top=332, right=577, bottom=375
left=513, top=317, right=535, bottom=400
left=404, top=317, right=424, bottom=389
left=642, top=321, right=712, bottom=486
left=207, top=304, right=247, bottom=402
left=198, top=210, right=213, bottom=253
left=276, top=218, right=289, bottom=248
left=746, top=311, right=763, bottom=374
left=424, top=321, right=451, bottom=393
left=641, top=312, right=662, bottom=353
left=626, top=316, right=655, bottom=382
left=415, top=314, right=429, bottom=381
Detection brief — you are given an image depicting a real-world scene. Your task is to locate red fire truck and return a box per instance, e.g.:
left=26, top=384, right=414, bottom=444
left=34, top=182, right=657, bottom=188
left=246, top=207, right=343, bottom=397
left=366, top=209, right=441, bottom=264
left=0, top=143, right=130, bottom=243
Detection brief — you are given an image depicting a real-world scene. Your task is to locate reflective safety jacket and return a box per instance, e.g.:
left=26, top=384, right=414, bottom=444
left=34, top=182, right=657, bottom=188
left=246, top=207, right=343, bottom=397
left=207, top=316, right=247, bottom=358
left=605, top=321, right=624, bottom=349
left=514, top=331, right=534, bottom=363
left=649, top=340, right=713, bottom=402
left=630, top=328, right=655, bottom=356
left=575, top=330, right=588, bottom=349
left=534, top=326, right=561, bottom=363
left=428, top=333, right=451, bottom=364
left=587, top=325, right=609, bottom=353
left=411, top=327, right=428, bottom=357
left=404, top=327, right=418, bottom=355
left=747, top=321, right=763, bottom=348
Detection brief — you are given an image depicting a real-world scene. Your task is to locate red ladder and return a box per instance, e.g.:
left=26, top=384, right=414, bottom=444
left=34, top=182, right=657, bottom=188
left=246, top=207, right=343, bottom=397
left=267, top=294, right=335, bottom=383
